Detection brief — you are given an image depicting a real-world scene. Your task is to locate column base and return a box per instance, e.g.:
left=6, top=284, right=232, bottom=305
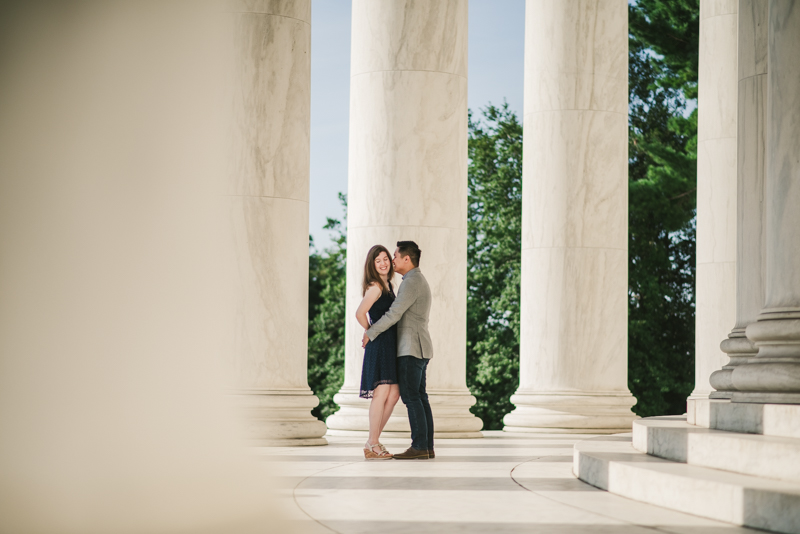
left=502, top=391, right=638, bottom=434
left=709, top=331, right=756, bottom=400
left=709, top=366, right=735, bottom=399
left=709, top=389, right=733, bottom=400
left=732, top=313, right=800, bottom=400
left=326, top=386, right=484, bottom=438
left=732, top=391, right=800, bottom=404
left=232, top=389, right=328, bottom=447
left=731, top=360, right=800, bottom=395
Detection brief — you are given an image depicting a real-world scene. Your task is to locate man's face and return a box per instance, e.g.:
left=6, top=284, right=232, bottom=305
left=392, top=248, right=409, bottom=274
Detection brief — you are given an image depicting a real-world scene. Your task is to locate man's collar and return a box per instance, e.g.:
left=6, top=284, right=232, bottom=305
left=402, top=267, right=419, bottom=280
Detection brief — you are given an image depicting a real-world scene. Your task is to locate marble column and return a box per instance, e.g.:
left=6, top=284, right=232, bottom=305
left=503, top=0, right=637, bottom=433
left=326, top=0, right=483, bottom=437
left=226, top=0, right=327, bottom=445
left=691, top=0, right=739, bottom=402
left=0, top=3, right=289, bottom=530
left=710, top=0, right=767, bottom=399
left=732, top=0, right=800, bottom=404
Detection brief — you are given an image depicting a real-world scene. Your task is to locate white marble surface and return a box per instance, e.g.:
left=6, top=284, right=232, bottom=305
left=232, top=390, right=327, bottom=446
left=697, top=264, right=737, bottom=397
left=701, top=0, right=738, bottom=19
left=328, top=0, right=481, bottom=435
left=735, top=71, right=767, bottom=330
left=346, top=72, right=467, bottom=229
left=226, top=2, right=325, bottom=444
left=713, top=331, right=758, bottom=397
left=228, top=9, right=310, bottom=200
left=687, top=397, right=731, bottom=427
left=761, top=1, right=800, bottom=312
left=733, top=2, right=800, bottom=400
left=711, top=0, right=769, bottom=398
left=505, top=391, right=638, bottom=433
left=517, top=247, right=628, bottom=392
left=738, top=0, right=768, bottom=81
left=697, top=261, right=737, bottom=397
left=697, top=5, right=738, bottom=142
left=350, top=0, right=467, bottom=77
left=632, top=416, right=800, bottom=484
left=225, top=197, right=311, bottom=390
left=692, top=0, right=739, bottom=400
left=508, top=0, right=635, bottom=432
left=262, top=432, right=758, bottom=533
left=228, top=0, right=311, bottom=20
left=522, top=110, right=628, bottom=250
left=703, top=399, right=800, bottom=439
left=575, top=434, right=800, bottom=532
left=525, top=0, right=627, bottom=115
left=695, top=138, right=737, bottom=266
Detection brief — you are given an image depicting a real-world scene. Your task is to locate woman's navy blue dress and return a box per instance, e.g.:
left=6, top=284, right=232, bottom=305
left=359, top=286, right=398, bottom=398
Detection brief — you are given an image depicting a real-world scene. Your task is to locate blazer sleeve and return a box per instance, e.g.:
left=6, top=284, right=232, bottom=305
left=366, top=278, right=416, bottom=341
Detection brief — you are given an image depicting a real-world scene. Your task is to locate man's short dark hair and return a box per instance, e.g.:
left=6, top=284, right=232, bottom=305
left=396, top=240, right=421, bottom=267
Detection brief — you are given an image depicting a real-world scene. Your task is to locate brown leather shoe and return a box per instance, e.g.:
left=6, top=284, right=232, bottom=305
left=428, top=449, right=435, bottom=459
left=393, top=447, right=429, bottom=460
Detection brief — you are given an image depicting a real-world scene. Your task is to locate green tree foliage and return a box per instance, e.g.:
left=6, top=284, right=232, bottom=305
left=307, top=193, right=347, bottom=421
left=466, top=104, right=523, bottom=429
left=629, top=0, right=700, bottom=97
left=627, top=0, right=699, bottom=416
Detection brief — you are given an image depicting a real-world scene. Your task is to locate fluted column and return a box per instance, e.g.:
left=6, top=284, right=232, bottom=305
left=710, top=0, right=767, bottom=399
left=732, top=0, right=800, bottom=404
left=503, top=0, right=637, bottom=433
left=326, top=0, right=483, bottom=437
left=226, top=0, right=326, bottom=445
left=691, top=0, right=739, bottom=402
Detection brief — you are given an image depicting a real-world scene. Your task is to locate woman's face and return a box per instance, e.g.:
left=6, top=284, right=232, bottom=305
left=375, top=251, right=391, bottom=276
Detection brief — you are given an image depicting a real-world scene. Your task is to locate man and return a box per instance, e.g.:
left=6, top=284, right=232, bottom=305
left=363, top=241, right=433, bottom=460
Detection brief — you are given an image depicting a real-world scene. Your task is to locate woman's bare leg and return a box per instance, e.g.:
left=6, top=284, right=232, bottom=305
left=368, top=385, right=389, bottom=450
left=379, top=384, right=400, bottom=433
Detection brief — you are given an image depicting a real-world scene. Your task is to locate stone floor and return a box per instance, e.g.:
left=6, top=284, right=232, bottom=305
left=259, top=431, right=758, bottom=534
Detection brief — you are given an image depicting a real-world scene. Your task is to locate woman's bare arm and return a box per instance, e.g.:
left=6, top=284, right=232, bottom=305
left=355, top=284, right=383, bottom=331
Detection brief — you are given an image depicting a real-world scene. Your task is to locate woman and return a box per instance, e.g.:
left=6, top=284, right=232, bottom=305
left=356, top=245, right=401, bottom=459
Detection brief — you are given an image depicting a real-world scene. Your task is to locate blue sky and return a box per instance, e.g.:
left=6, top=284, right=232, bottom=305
left=309, top=0, right=525, bottom=250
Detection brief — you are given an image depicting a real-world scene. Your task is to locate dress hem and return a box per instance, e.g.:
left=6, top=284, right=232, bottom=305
left=359, top=379, right=398, bottom=399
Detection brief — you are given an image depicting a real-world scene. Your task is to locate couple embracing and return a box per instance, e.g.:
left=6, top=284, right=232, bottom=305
left=356, top=241, right=433, bottom=460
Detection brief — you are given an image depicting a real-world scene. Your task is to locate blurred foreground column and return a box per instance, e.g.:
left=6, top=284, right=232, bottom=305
left=226, top=1, right=326, bottom=445
left=690, top=0, right=738, bottom=406
left=707, top=0, right=766, bottom=403
left=327, top=0, right=483, bottom=437
left=504, top=0, right=637, bottom=433
left=732, top=1, right=800, bottom=404
left=0, top=3, right=294, bottom=532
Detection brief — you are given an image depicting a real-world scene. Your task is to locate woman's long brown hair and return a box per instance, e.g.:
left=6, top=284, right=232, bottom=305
left=362, top=245, right=394, bottom=296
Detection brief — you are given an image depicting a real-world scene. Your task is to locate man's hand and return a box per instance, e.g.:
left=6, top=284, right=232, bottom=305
left=362, top=332, right=369, bottom=348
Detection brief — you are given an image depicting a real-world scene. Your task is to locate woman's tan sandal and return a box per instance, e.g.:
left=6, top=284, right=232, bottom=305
left=363, top=441, right=392, bottom=460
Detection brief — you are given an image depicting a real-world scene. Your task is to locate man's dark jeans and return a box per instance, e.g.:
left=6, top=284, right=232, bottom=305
left=397, top=355, right=434, bottom=451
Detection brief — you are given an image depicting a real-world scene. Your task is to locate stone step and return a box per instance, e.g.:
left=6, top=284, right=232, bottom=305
left=632, top=415, right=800, bottom=484
left=688, top=398, right=800, bottom=439
left=574, top=434, right=800, bottom=534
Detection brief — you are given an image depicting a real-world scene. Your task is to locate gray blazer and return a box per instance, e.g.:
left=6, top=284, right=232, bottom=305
left=366, top=268, right=433, bottom=359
